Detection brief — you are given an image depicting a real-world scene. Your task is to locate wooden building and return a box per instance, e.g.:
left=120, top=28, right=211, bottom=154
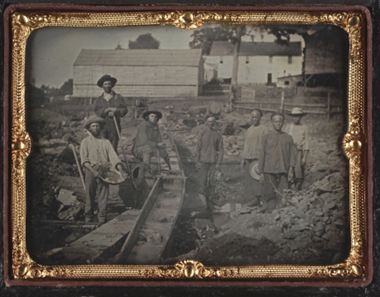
left=205, top=41, right=303, bottom=85
left=72, top=49, right=204, bottom=98
left=303, top=26, right=348, bottom=88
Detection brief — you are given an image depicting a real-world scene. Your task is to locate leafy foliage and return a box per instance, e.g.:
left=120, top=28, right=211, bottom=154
left=128, top=33, right=160, bottom=49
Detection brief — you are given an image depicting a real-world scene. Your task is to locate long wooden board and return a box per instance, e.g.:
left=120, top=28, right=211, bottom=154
left=61, top=209, right=140, bottom=263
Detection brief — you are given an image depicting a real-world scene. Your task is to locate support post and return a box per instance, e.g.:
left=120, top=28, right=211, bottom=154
left=280, top=91, right=285, bottom=114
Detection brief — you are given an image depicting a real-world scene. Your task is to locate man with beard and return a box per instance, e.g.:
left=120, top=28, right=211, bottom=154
left=196, top=116, right=224, bottom=211
left=241, top=109, right=268, bottom=207
left=283, top=107, right=310, bottom=190
left=80, top=116, right=128, bottom=226
left=94, top=75, right=128, bottom=152
left=132, top=110, right=171, bottom=178
left=258, top=113, right=295, bottom=213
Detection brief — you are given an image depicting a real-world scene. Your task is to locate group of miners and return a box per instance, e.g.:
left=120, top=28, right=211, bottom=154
left=79, top=74, right=310, bottom=226
left=198, top=107, right=310, bottom=214
left=80, top=74, right=170, bottom=226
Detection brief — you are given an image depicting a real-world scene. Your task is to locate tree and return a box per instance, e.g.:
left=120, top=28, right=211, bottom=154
left=60, top=79, right=73, bottom=95
left=128, top=33, right=160, bottom=49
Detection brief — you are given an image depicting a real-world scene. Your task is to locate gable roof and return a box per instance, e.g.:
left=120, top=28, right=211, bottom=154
left=209, top=41, right=302, bottom=57
left=74, top=49, right=203, bottom=67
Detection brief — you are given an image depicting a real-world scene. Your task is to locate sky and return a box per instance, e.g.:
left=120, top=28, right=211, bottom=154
left=27, top=26, right=195, bottom=88
left=27, top=25, right=303, bottom=88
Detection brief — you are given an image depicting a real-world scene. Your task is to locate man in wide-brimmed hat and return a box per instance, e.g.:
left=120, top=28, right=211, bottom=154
left=80, top=115, right=127, bottom=226
left=257, top=113, right=295, bottom=213
left=195, top=115, right=224, bottom=211
left=94, top=75, right=128, bottom=152
left=240, top=108, right=268, bottom=207
left=283, top=107, right=310, bottom=190
left=132, top=110, right=171, bottom=178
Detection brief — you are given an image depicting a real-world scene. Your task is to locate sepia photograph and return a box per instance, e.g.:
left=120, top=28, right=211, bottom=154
left=24, top=23, right=351, bottom=267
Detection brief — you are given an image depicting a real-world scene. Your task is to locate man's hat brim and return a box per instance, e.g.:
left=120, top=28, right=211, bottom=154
left=249, top=160, right=261, bottom=180
left=287, top=112, right=308, bottom=116
left=84, top=116, right=106, bottom=129
left=97, top=75, right=117, bottom=88
left=142, top=110, right=162, bottom=120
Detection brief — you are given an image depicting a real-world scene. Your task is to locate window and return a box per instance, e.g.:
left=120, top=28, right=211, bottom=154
left=269, top=56, right=273, bottom=64
left=220, top=56, right=223, bottom=64
left=284, top=81, right=290, bottom=85
left=288, top=56, right=292, bottom=64
left=267, top=73, right=272, bottom=83
left=246, top=56, right=249, bottom=64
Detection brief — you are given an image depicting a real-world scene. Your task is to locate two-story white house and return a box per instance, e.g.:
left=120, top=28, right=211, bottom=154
left=205, top=41, right=303, bottom=85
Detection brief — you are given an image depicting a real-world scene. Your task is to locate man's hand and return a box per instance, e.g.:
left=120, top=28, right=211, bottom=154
left=108, top=111, right=114, bottom=117
left=288, top=167, right=294, bottom=182
left=215, top=164, right=220, bottom=170
left=196, top=162, right=201, bottom=170
left=259, top=173, right=264, bottom=185
left=120, top=170, right=128, bottom=180
left=92, top=169, right=99, bottom=178
left=301, top=157, right=306, bottom=167
left=157, top=143, right=166, bottom=149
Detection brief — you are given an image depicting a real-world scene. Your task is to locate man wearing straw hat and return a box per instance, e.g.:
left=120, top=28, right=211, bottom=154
left=283, top=107, right=310, bottom=190
left=94, top=75, right=128, bottom=152
left=196, top=116, right=224, bottom=211
left=257, top=113, right=295, bottom=213
left=80, top=115, right=127, bottom=226
left=241, top=109, right=268, bottom=207
left=132, top=110, right=171, bottom=179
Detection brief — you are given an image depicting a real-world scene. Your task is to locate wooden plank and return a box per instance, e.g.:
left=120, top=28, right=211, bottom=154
left=61, top=209, right=140, bottom=263
left=115, top=178, right=162, bottom=263
left=126, top=178, right=186, bottom=264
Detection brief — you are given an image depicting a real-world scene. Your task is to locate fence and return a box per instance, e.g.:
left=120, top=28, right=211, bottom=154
left=233, top=93, right=344, bottom=119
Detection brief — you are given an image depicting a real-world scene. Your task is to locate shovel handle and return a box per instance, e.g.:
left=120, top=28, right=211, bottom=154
left=70, top=144, right=86, bottom=191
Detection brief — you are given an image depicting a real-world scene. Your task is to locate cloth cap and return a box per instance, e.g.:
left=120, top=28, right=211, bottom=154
left=271, top=112, right=285, bottom=120
left=207, top=116, right=216, bottom=122
left=84, top=115, right=106, bottom=129
left=142, top=110, right=162, bottom=120
left=249, top=160, right=261, bottom=180
left=288, top=107, right=308, bottom=116
left=97, top=75, right=117, bottom=88
left=250, top=108, right=263, bottom=117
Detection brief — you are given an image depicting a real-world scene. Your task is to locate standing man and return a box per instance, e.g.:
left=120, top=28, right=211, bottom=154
left=257, top=113, right=295, bottom=213
left=240, top=109, right=268, bottom=207
left=80, top=116, right=128, bottom=226
left=196, top=116, right=224, bottom=211
left=95, top=75, right=128, bottom=152
left=283, top=107, right=310, bottom=190
left=132, top=110, right=171, bottom=178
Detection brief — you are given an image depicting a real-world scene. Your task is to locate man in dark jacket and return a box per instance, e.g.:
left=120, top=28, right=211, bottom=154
left=132, top=110, right=171, bottom=178
left=196, top=116, right=224, bottom=211
left=258, top=113, right=295, bottom=213
left=95, top=75, right=128, bottom=152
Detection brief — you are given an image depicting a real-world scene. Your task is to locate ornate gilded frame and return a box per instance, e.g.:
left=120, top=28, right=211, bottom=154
left=4, top=5, right=372, bottom=286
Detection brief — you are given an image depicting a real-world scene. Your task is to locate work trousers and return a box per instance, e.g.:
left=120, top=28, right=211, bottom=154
left=294, top=148, right=304, bottom=190
left=100, top=118, right=120, bottom=153
left=132, top=145, right=169, bottom=178
left=84, top=167, right=109, bottom=223
left=199, top=162, right=216, bottom=199
left=262, top=173, right=289, bottom=212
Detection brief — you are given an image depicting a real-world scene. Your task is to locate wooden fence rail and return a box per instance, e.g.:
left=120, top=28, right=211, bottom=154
left=234, top=93, right=344, bottom=119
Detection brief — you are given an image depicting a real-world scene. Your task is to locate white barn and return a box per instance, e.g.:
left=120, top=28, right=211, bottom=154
left=205, top=41, right=303, bottom=85
left=73, top=49, right=204, bottom=98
